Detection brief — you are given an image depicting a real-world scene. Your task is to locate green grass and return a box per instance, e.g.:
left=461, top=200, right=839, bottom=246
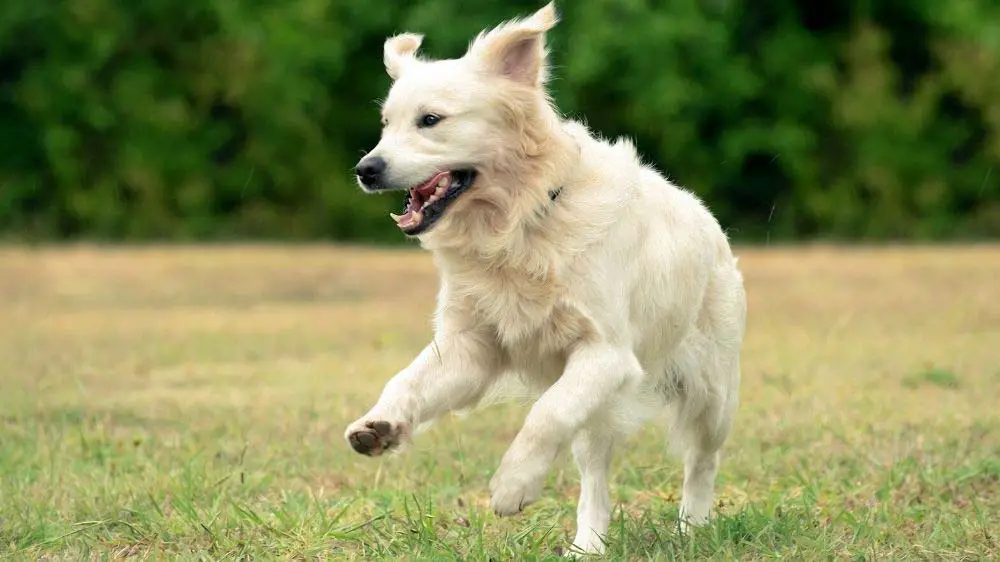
left=903, top=367, right=962, bottom=390
left=1, top=244, right=998, bottom=560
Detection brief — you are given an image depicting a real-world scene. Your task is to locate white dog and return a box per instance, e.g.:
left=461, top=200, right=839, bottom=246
left=346, top=2, right=747, bottom=555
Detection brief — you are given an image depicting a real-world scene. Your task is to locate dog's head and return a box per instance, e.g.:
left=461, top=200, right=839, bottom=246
left=355, top=2, right=568, bottom=241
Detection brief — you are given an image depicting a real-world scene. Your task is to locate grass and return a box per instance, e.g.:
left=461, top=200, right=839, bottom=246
left=903, top=367, right=962, bottom=390
left=1, top=243, right=998, bottom=560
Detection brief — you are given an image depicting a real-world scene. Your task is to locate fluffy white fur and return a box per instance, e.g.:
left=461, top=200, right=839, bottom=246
left=346, top=2, right=747, bottom=555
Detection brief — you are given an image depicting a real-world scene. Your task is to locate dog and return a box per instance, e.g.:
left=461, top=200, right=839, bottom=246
left=346, top=2, right=747, bottom=555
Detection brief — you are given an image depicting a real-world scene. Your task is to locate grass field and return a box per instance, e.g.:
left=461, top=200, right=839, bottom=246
left=1, top=243, right=998, bottom=560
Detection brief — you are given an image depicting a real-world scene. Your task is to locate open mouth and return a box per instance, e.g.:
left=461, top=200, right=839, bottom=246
left=390, top=169, right=477, bottom=235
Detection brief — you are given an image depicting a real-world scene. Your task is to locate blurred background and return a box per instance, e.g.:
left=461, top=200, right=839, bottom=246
left=2, top=4, right=999, bottom=558
left=1, top=0, right=998, bottom=244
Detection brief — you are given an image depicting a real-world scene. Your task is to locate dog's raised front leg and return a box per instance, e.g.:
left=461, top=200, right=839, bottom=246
left=344, top=328, right=500, bottom=456
left=489, top=343, right=642, bottom=516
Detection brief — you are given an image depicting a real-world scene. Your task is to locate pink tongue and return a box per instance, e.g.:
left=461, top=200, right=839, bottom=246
left=393, top=173, right=448, bottom=227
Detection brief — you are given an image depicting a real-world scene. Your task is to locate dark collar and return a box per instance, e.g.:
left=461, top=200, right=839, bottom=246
left=533, top=186, right=564, bottom=220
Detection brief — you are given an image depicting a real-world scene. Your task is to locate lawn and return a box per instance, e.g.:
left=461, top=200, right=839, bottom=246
left=1, top=243, right=998, bottom=560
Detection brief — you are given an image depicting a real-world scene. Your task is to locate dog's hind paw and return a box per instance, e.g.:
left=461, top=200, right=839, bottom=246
left=345, top=419, right=407, bottom=456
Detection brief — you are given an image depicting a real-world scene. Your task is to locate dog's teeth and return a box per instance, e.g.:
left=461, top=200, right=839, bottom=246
left=389, top=212, right=404, bottom=222
left=434, top=184, right=447, bottom=196
left=412, top=210, right=423, bottom=224
left=437, top=177, right=449, bottom=188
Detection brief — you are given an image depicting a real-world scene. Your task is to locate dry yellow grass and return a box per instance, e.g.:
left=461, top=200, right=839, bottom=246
left=1, top=243, right=998, bottom=559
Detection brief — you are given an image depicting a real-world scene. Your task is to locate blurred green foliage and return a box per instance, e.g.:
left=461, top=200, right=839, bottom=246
left=1, top=0, right=998, bottom=243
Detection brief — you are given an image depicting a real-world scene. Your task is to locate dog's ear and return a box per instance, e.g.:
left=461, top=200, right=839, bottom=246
left=467, top=2, right=558, bottom=87
left=384, top=33, right=423, bottom=80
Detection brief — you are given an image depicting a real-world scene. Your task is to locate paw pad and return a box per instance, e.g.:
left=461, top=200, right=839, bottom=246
left=347, top=420, right=400, bottom=456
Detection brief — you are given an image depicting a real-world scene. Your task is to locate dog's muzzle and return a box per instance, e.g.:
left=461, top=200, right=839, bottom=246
left=355, top=155, right=387, bottom=190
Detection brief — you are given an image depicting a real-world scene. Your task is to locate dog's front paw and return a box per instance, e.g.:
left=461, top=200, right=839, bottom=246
left=488, top=457, right=547, bottom=516
left=344, top=419, right=407, bottom=457
left=489, top=470, right=541, bottom=517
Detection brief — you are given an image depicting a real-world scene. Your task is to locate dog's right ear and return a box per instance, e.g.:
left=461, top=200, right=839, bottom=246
left=466, top=2, right=559, bottom=87
left=384, top=33, right=423, bottom=80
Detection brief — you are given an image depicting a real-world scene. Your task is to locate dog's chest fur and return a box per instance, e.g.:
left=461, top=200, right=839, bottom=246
left=445, top=260, right=595, bottom=363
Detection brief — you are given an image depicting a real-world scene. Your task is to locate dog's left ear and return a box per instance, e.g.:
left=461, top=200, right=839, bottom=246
left=384, top=33, right=423, bottom=80
left=467, top=2, right=559, bottom=87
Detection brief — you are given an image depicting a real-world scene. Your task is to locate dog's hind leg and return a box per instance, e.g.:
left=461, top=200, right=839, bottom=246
left=677, top=407, right=731, bottom=529
left=569, top=418, right=618, bottom=555
left=671, top=270, right=745, bottom=531
left=672, top=357, right=739, bottom=531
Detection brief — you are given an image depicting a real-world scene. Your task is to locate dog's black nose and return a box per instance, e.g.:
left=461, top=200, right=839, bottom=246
left=355, top=156, right=387, bottom=188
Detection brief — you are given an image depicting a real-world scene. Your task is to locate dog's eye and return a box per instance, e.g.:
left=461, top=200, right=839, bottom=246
left=417, top=113, right=443, bottom=128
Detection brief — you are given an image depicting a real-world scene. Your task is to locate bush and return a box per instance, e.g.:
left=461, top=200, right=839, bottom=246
left=0, top=0, right=997, bottom=243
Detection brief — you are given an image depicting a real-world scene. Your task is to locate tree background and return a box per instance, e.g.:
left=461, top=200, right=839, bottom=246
left=1, top=0, right=998, bottom=244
